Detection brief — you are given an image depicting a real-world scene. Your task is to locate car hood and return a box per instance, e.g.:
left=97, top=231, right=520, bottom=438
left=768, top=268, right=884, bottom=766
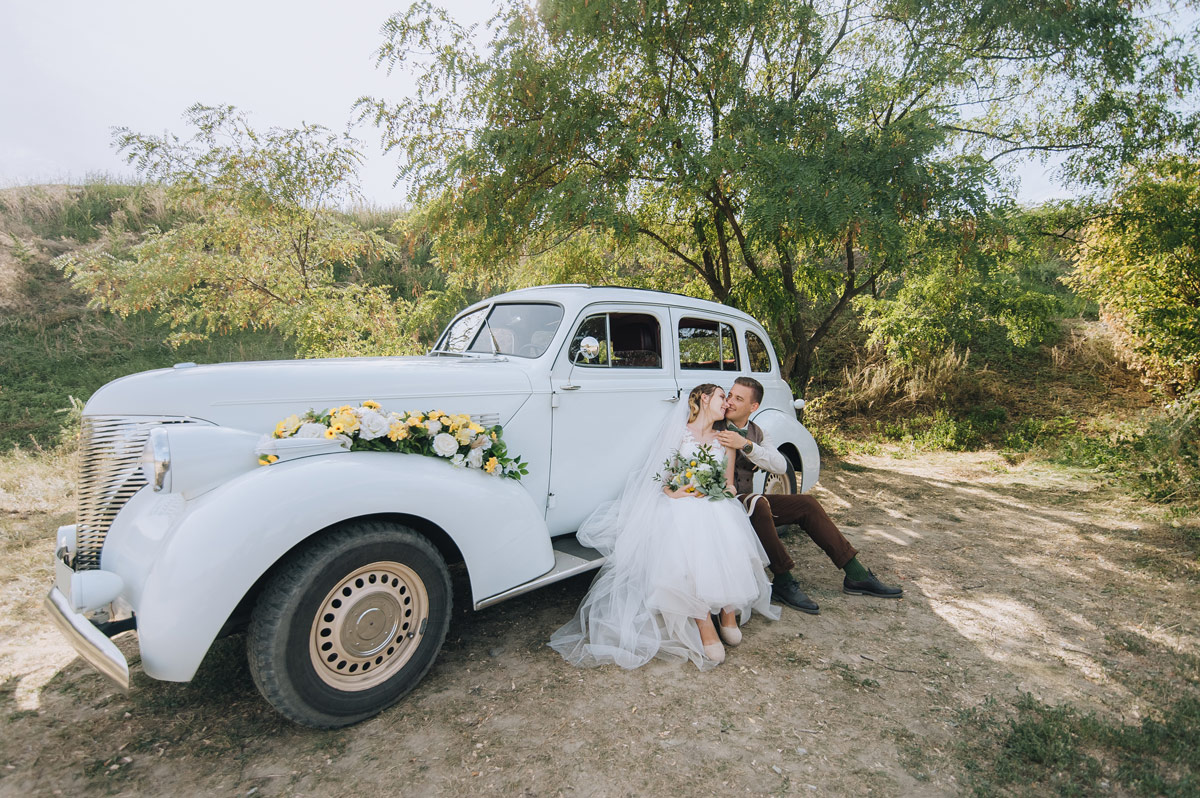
left=84, top=356, right=536, bottom=432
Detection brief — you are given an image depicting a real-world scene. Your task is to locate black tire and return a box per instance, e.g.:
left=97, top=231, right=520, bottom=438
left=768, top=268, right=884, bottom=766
left=763, top=460, right=799, bottom=495
left=247, top=522, right=451, bottom=728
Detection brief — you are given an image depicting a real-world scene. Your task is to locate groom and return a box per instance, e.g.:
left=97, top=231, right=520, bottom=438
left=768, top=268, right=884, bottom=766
left=714, top=376, right=902, bottom=614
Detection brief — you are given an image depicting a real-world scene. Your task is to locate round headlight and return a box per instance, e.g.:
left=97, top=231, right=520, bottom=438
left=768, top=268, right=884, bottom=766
left=139, top=427, right=172, bottom=492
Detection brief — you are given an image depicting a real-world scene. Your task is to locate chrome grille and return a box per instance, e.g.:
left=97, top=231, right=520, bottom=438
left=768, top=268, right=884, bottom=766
left=74, top=415, right=199, bottom=570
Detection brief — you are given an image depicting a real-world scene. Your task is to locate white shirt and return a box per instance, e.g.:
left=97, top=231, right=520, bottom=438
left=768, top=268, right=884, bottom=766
left=740, top=422, right=788, bottom=475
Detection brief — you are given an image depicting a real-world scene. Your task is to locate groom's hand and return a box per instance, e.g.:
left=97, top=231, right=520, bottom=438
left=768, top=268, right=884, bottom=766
left=715, top=430, right=747, bottom=450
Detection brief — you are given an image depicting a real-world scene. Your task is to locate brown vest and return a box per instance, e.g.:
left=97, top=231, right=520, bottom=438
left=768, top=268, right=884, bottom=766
left=713, top=419, right=764, bottom=495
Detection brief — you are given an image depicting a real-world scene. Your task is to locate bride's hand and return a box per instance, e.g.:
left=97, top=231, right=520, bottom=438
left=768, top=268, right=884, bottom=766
left=663, top=486, right=696, bottom=499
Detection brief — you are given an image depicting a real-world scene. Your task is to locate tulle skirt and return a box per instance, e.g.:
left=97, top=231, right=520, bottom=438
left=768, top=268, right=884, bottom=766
left=549, top=493, right=780, bottom=670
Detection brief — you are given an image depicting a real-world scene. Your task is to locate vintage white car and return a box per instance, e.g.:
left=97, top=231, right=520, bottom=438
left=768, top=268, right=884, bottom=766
left=45, top=285, right=820, bottom=727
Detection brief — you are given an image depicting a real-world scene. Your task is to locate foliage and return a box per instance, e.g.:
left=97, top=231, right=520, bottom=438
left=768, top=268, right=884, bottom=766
left=1068, top=156, right=1200, bottom=392
left=55, top=105, right=426, bottom=357
left=857, top=210, right=1064, bottom=364
left=361, top=0, right=1196, bottom=391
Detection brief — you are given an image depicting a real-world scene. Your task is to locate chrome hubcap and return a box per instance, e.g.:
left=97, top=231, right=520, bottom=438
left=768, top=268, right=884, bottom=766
left=309, top=561, right=429, bottom=691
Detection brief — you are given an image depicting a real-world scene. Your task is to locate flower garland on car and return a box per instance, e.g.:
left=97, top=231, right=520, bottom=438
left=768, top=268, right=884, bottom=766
left=260, top=401, right=528, bottom=480
left=653, top=444, right=735, bottom=500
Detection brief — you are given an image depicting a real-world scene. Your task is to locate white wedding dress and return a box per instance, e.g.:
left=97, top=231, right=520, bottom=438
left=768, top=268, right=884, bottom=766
left=549, top=403, right=779, bottom=670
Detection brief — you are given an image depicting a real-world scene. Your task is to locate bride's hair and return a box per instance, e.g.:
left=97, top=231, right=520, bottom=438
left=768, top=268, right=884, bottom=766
left=686, top=383, right=722, bottom=423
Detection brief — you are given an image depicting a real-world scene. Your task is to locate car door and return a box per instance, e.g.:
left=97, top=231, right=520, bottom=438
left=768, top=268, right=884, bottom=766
left=546, top=304, right=681, bottom=535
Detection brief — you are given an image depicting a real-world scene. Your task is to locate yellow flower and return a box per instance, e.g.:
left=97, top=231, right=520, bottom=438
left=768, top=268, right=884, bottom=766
left=331, top=422, right=345, bottom=434
left=331, top=412, right=359, bottom=433
left=406, top=416, right=424, bottom=428
left=324, top=428, right=338, bottom=439
left=429, top=409, right=445, bottom=420
left=273, top=414, right=302, bottom=439
left=485, top=456, right=499, bottom=473
left=257, top=454, right=279, bottom=466
left=362, top=400, right=381, bottom=410
left=685, top=485, right=696, bottom=493
left=338, top=405, right=354, bottom=414
left=387, top=422, right=409, bottom=441
left=690, top=460, right=697, bottom=467
left=469, top=422, right=484, bottom=434
left=455, top=429, right=473, bottom=445
left=490, top=431, right=498, bottom=441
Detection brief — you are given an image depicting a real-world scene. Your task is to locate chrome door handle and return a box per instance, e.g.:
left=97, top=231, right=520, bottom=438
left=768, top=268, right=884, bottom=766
left=561, top=384, right=581, bottom=391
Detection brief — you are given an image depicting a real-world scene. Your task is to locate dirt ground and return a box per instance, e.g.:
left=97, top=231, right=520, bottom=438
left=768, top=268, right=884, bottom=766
left=1, top=448, right=1197, bottom=797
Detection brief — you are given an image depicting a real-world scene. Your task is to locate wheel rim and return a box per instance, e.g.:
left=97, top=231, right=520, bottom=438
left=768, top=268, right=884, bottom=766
left=309, top=561, right=429, bottom=691
left=764, top=469, right=794, bottom=495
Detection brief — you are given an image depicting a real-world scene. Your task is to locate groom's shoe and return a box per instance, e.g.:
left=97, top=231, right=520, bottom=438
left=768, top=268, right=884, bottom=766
left=842, top=570, right=903, bottom=598
left=772, top=574, right=820, bottom=615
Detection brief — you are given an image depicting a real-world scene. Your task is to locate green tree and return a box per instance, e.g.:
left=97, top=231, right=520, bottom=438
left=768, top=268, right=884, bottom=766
left=856, top=207, right=1065, bottom=363
left=361, top=0, right=1196, bottom=391
left=1068, top=156, right=1200, bottom=391
left=58, top=104, right=425, bottom=357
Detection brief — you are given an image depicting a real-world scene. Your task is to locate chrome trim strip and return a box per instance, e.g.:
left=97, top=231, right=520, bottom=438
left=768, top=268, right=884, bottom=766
left=43, top=587, right=131, bottom=692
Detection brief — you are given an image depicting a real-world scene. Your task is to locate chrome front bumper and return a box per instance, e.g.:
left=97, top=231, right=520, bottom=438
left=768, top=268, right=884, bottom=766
left=44, top=587, right=130, bottom=691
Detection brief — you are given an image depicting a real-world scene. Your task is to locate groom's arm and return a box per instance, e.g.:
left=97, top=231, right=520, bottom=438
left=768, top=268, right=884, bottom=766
left=715, top=426, right=789, bottom=475
left=742, top=428, right=789, bottom=475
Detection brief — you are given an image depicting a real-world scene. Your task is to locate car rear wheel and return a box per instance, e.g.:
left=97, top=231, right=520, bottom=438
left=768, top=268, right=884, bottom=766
left=247, top=522, right=451, bottom=728
left=763, top=460, right=798, bottom=495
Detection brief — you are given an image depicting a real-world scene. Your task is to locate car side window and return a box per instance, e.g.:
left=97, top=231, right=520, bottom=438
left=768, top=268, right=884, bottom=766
left=678, top=317, right=740, bottom=371
left=568, top=312, right=662, bottom=368
left=745, top=330, right=772, bottom=373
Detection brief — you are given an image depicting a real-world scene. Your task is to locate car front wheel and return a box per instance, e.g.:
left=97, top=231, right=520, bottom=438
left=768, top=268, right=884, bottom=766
left=247, top=522, right=451, bottom=728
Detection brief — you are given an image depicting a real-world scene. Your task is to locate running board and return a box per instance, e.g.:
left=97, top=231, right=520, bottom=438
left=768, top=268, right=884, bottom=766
left=473, top=536, right=604, bottom=610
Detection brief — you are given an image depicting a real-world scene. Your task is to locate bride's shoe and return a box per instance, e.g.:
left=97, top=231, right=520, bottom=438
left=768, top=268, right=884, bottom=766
left=696, top=616, right=725, bottom=664
left=718, top=609, right=742, bottom=646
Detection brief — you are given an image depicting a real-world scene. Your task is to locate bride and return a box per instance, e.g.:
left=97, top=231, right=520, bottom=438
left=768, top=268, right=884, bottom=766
left=550, top=383, right=780, bottom=669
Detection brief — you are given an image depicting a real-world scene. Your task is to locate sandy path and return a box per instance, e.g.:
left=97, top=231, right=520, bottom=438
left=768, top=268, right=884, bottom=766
left=1, top=450, right=1195, bottom=797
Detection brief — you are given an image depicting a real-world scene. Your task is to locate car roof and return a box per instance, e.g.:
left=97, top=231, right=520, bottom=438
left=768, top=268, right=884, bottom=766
left=482, top=284, right=761, bottom=326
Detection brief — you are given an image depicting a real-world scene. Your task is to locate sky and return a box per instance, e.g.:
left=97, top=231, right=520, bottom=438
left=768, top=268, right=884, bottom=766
left=0, top=1, right=1115, bottom=207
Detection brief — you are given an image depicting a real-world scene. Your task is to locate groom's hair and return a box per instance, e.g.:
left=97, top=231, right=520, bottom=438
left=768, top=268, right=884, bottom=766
left=733, top=376, right=764, bottom=405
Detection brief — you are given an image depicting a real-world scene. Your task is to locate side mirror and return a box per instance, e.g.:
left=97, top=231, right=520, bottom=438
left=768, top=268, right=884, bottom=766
left=563, top=336, right=601, bottom=390
left=577, top=336, right=600, bottom=361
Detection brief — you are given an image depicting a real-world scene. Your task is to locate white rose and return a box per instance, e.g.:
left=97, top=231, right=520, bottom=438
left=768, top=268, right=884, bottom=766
left=358, top=410, right=390, bottom=441
left=424, top=418, right=444, bottom=435
left=295, top=422, right=327, bottom=439
left=432, top=432, right=459, bottom=457
left=480, top=436, right=493, bottom=451
left=451, top=453, right=466, bottom=468
left=466, top=447, right=484, bottom=469
left=334, top=433, right=353, bottom=449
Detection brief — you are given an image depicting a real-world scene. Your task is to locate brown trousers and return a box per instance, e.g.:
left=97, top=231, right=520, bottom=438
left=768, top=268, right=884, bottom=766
left=738, top=493, right=858, bottom=575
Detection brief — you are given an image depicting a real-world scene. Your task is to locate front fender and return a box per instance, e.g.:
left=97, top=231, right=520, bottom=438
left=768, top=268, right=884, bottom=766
left=750, top=409, right=821, bottom=493
left=119, top=452, right=553, bottom=681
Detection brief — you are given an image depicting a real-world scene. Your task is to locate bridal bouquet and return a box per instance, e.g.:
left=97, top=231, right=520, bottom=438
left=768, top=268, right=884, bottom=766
left=654, top=444, right=735, bottom=501
left=260, top=401, right=528, bottom=480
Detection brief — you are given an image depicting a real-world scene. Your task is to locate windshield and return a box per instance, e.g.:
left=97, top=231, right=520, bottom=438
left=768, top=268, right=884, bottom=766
left=435, top=303, right=564, bottom=358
